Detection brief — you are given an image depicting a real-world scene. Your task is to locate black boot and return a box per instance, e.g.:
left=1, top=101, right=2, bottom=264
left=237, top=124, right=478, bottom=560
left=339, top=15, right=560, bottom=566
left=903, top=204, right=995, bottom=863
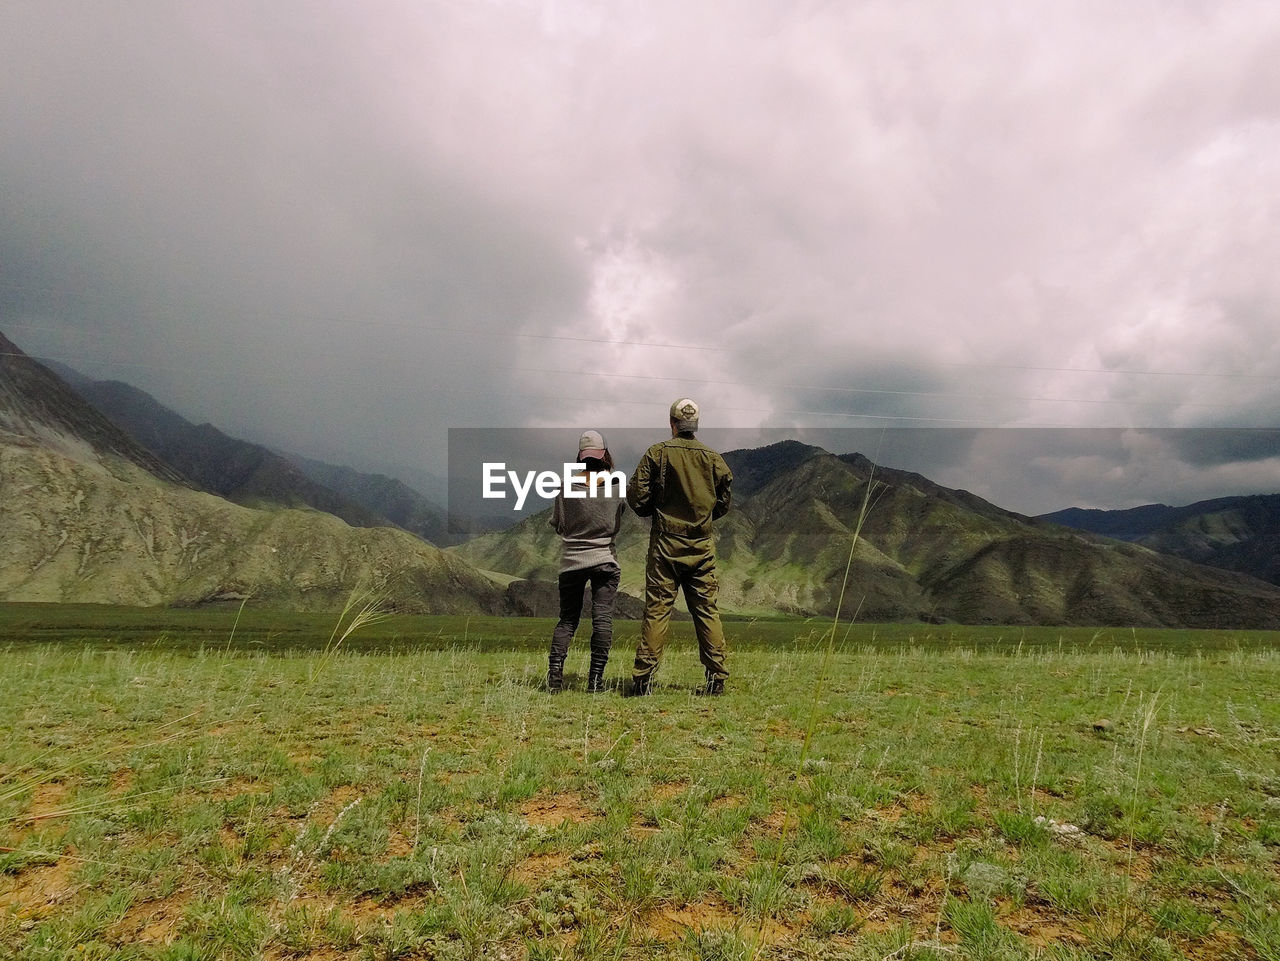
left=547, top=656, right=565, bottom=693
left=587, top=651, right=608, bottom=693
left=624, top=674, right=652, bottom=697
left=700, top=671, right=725, bottom=696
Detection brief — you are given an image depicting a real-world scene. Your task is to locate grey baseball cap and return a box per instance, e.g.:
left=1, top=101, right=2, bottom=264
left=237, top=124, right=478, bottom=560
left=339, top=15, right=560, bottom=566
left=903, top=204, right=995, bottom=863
left=669, top=397, right=699, bottom=431
left=578, top=429, right=608, bottom=459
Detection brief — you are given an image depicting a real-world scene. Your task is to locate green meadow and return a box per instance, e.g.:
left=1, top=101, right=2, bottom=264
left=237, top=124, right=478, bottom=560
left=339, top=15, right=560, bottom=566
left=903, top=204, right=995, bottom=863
left=2, top=605, right=1279, bottom=960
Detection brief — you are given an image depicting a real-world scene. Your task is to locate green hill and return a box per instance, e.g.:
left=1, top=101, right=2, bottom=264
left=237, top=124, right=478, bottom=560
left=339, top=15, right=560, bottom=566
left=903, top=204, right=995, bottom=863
left=453, top=443, right=1280, bottom=628
left=1, top=331, right=506, bottom=612
left=1042, top=494, right=1280, bottom=587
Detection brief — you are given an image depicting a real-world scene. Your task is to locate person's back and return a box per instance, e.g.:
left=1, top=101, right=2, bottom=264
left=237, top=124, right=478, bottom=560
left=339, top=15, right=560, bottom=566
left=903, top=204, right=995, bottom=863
left=627, top=435, right=731, bottom=537
left=552, top=476, right=626, bottom=572
left=546, top=431, right=625, bottom=693
left=627, top=398, right=732, bottom=696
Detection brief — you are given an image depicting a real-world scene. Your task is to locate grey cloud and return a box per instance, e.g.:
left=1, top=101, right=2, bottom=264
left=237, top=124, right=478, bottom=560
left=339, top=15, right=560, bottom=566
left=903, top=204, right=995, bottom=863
left=2, top=1, right=589, bottom=467
left=1163, top=429, right=1280, bottom=468
left=3, top=1, right=1278, bottom=511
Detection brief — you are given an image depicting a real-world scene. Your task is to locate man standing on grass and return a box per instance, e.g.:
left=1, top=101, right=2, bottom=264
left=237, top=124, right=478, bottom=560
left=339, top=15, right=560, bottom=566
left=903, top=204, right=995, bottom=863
left=626, top=398, right=733, bottom=696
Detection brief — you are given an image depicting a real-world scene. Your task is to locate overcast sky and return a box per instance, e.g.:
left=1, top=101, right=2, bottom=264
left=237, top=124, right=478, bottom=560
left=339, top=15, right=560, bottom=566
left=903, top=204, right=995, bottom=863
left=3, top=1, right=1278, bottom=513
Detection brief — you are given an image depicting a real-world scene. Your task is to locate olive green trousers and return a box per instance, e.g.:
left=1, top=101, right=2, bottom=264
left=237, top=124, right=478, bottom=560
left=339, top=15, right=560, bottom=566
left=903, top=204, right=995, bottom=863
left=632, top=530, right=728, bottom=682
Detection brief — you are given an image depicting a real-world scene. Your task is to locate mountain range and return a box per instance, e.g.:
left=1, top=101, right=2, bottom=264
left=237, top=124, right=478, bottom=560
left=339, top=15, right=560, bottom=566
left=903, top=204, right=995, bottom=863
left=453, top=442, right=1280, bottom=628
left=6, top=328, right=1280, bottom=627
left=44, top=360, right=454, bottom=544
left=1041, top=496, right=1280, bottom=588
left=1, top=331, right=503, bottom=612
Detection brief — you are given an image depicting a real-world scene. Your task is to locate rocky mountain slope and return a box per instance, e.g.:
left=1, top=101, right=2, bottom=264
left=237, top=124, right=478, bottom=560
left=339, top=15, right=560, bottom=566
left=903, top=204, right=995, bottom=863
left=284, top=452, right=451, bottom=546
left=0, top=334, right=506, bottom=612
left=1, top=332, right=187, bottom=486
left=46, top=363, right=393, bottom=531
left=48, top=360, right=456, bottom=545
left=1042, top=495, right=1280, bottom=588
left=12, top=331, right=1280, bottom=626
left=453, top=441, right=1280, bottom=628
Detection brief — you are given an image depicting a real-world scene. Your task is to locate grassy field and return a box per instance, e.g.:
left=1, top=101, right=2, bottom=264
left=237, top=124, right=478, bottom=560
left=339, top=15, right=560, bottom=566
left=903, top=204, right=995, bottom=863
left=2, top=605, right=1279, bottom=960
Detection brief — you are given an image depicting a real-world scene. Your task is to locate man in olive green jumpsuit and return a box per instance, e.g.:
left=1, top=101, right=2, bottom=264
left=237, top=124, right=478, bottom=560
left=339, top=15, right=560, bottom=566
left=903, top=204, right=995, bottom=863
left=626, top=398, right=733, bottom=695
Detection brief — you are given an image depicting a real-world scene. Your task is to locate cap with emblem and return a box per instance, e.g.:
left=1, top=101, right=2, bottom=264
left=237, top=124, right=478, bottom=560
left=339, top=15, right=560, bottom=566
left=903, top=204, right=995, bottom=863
left=578, top=429, right=608, bottom=459
left=669, top=397, right=700, bottom=432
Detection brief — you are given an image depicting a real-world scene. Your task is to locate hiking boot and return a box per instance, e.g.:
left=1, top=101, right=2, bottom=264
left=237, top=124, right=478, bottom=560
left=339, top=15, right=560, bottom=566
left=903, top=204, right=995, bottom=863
left=587, top=652, right=609, bottom=693
left=700, top=673, right=725, bottom=696
left=547, top=657, right=565, bottom=693
left=624, top=675, right=652, bottom=697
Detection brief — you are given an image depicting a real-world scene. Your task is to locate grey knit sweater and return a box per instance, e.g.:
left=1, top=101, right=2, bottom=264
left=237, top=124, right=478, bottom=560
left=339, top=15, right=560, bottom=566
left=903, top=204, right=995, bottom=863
left=550, top=481, right=626, bottom=573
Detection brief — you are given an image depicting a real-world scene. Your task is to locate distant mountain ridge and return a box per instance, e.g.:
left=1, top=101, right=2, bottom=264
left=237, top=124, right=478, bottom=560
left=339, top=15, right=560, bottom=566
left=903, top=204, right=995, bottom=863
left=454, top=441, right=1280, bottom=628
left=283, top=452, right=451, bottom=546
left=1041, top=495, right=1280, bottom=587
left=44, top=365, right=394, bottom=532
left=2, top=332, right=187, bottom=485
left=45, top=359, right=459, bottom=546
left=721, top=439, right=827, bottom=496
left=0, top=333, right=526, bottom=612
left=12, top=331, right=1280, bottom=626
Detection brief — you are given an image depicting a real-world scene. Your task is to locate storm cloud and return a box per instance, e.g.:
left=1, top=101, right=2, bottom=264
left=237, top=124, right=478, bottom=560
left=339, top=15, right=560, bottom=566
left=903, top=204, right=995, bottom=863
left=3, top=1, right=1278, bottom=511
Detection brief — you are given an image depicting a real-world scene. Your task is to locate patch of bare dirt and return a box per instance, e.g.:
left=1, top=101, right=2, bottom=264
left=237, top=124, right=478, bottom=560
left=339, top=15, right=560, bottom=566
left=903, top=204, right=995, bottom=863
left=209, top=776, right=269, bottom=801
left=383, top=829, right=414, bottom=860
left=0, top=856, right=78, bottom=920
left=110, top=767, right=134, bottom=795
left=710, top=795, right=743, bottom=810
left=513, top=850, right=571, bottom=883
left=1186, top=930, right=1251, bottom=961
left=752, top=808, right=802, bottom=839
left=346, top=897, right=404, bottom=924
left=109, top=890, right=190, bottom=945
left=316, top=785, right=362, bottom=821
left=1030, top=786, right=1066, bottom=803
left=519, top=793, right=597, bottom=827
left=281, top=889, right=432, bottom=931
left=20, top=780, right=72, bottom=829
left=650, top=781, right=688, bottom=802
left=859, top=899, right=951, bottom=941
left=1095, top=838, right=1158, bottom=881
left=865, top=794, right=933, bottom=826
left=628, top=786, right=692, bottom=838
left=643, top=899, right=794, bottom=944
left=996, top=902, right=1085, bottom=947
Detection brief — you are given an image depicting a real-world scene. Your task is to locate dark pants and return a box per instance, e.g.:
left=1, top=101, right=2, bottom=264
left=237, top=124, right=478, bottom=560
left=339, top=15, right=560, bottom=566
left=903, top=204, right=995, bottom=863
left=549, top=563, right=621, bottom=673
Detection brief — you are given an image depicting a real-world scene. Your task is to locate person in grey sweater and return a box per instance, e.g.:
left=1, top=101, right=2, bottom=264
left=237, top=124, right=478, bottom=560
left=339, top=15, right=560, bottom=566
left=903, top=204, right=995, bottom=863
left=547, top=429, right=626, bottom=693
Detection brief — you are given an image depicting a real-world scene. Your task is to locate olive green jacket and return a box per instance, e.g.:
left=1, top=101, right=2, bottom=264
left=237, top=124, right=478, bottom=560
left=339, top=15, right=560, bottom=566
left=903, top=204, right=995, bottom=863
left=627, top=436, right=733, bottom=537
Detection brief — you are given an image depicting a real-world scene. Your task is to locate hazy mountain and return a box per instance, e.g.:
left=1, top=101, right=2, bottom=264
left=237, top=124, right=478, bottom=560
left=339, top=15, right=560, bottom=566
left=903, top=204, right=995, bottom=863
left=381, top=462, right=448, bottom=509
left=1042, top=495, right=1280, bottom=587
left=0, top=333, right=512, bottom=612
left=2, top=332, right=187, bottom=486
left=44, top=368, right=395, bottom=530
left=453, top=441, right=1280, bottom=628
left=46, top=359, right=462, bottom=546
left=284, top=452, right=451, bottom=546
left=14, top=332, right=1280, bottom=626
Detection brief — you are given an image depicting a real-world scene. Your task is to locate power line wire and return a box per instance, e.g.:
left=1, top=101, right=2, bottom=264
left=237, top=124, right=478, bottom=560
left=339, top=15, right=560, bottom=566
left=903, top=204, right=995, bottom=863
left=4, top=306, right=1276, bottom=380
left=491, top=365, right=1243, bottom=410
left=9, top=349, right=1276, bottom=430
